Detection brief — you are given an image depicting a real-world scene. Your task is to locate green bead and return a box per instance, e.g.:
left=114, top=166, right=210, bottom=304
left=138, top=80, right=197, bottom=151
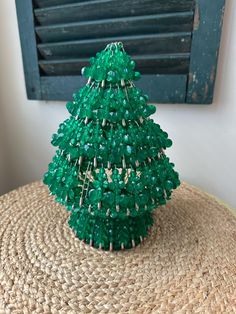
left=94, top=66, right=105, bottom=80
left=130, top=60, right=136, bottom=69
left=81, top=66, right=90, bottom=77
left=165, top=180, right=174, bottom=190
left=93, top=180, right=101, bottom=188
left=134, top=71, right=141, bottom=80
left=124, top=135, right=129, bottom=143
left=166, top=139, right=173, bottom=148
left=89, top=57, right=96, bottom=64
left=148, top=105, right=156, bottom=115
left=107, top=70, right=116, bottom=82
left=89, top=189, right=101, bottom=202
left=118, top=194, right=130, bottom=207
left=137, top=193, right=149, bottom=206
left=125, top=145, right=134, bottom=155
left=103, top=191, right=115, bottom=206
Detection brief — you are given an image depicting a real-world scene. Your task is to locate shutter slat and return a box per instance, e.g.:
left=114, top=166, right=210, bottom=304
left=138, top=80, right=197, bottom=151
left=36, top=12, right=193, bottom=43
left=38, top=33, right=192, bottom=59
left=34, top=0, right=195, bottom=26
left=39, top=53, right=190, bottom=75
left=40, top=74, right=188, bottom=103
left=34, top=0, right=93, bottom=9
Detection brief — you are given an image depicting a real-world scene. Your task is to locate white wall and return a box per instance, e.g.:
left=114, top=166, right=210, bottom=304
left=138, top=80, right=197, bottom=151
left=0, top=1, right=235, bottom=208
left=0, top=114, right=9, bottom=194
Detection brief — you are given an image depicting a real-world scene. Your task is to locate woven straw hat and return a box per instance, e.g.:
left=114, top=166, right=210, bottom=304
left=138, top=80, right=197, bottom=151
left=0, top=181, right=235, bottom=313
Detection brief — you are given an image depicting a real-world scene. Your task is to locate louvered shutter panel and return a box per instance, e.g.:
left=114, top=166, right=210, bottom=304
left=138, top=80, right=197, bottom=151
left=16, top=0, right=225, bottom=103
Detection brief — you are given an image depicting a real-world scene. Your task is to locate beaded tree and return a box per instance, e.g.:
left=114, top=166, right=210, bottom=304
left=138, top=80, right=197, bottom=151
left=44, top=42, right=180, bottom=251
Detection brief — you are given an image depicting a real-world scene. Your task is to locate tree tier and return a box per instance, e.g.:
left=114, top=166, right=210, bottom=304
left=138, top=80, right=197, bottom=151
left=69, top=209, right=153, bottom=251
left=51, top=117, right=172, bottom=167
left=67, top=84, right=156, bottom=123
left=81, top=42, right=140, bottom=84
left=44, top=152, right=180, bottom=219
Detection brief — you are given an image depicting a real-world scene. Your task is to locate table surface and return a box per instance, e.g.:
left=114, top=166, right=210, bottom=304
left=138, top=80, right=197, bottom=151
left=0, top=181, right=235, bottom=313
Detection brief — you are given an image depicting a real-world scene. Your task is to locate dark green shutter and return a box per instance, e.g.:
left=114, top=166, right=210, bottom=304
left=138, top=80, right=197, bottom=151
left=16, top=0, right=225, bottom=103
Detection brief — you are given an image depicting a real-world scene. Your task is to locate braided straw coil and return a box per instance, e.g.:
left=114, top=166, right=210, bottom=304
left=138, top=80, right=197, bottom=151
left=0, top=181, right=235, bottom=313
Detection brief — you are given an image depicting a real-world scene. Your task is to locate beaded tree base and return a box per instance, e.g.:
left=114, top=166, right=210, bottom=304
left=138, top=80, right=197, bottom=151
left=69, top=210, right=153, bottom=250
left=0, top=181, right=236, bottom=313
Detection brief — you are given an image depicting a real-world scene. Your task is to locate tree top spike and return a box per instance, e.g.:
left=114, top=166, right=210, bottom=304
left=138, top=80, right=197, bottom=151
left=105, top=42, right=124, bottom=50
left=81, top=42, right=139, bottom=84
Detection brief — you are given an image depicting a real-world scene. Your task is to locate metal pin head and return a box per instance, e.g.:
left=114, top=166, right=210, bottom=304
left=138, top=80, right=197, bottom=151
left=163, top=190, right=167, bottom=199
left=86, top=77, right=92, bottom=85
left=102, top=119, right=106, bottom=127
left=93, top=157, right=97, bottom=168
left=122, top=158, right=126, bottom=169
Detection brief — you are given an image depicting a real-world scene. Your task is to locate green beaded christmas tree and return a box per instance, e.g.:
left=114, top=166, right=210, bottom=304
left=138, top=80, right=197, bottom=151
left=44, top=42, right=180, bottom=251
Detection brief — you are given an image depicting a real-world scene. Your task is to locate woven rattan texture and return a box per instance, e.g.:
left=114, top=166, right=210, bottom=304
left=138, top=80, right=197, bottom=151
left=0, top=181, right=235, bottom=313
